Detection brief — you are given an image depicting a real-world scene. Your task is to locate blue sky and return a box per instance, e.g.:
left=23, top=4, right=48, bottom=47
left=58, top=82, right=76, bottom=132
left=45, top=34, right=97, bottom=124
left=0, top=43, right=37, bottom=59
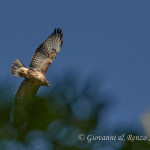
left=0, top=0, right=150, bottom=131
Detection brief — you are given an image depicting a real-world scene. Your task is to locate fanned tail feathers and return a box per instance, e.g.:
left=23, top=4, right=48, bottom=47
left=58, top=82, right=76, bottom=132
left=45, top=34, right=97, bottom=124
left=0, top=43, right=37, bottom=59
left=11, top=59, right=25, bottom=77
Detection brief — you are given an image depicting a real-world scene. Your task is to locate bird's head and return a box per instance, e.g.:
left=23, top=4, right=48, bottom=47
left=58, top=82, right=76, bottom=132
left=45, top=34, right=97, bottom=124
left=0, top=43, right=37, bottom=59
left=44, top=80, right=50, bottom=87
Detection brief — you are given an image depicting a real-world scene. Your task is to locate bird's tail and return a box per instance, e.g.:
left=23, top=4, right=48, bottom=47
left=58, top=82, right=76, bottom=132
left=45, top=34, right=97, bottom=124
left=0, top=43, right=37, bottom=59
left=11, top=59, right=25, bottom=77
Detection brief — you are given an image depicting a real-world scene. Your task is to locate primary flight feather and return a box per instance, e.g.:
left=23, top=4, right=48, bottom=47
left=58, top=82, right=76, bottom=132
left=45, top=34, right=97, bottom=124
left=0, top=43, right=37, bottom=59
left=11, top=28, right=63, bottom=127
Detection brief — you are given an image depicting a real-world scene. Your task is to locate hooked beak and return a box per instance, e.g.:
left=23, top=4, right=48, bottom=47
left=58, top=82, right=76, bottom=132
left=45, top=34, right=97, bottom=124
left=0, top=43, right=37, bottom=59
left=46, top=81, right=50, bottom=87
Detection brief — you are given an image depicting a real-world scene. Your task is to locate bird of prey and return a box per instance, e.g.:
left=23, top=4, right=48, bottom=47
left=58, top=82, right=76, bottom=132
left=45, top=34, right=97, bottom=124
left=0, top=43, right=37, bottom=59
left=11, top=28, right=63, bottom=127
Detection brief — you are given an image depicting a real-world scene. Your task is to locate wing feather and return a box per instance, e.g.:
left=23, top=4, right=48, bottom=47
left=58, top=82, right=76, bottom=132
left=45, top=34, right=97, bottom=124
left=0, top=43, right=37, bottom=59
left=13, top=79, right=40, bottom=127
left=29, top=28, right=63, bottom=75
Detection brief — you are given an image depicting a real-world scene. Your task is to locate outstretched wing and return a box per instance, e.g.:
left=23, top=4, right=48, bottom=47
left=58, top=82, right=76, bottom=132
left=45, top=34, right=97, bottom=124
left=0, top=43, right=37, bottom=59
left=13, top=79, right=40, bottom=127
left=29, top=28, right=63, bottom=75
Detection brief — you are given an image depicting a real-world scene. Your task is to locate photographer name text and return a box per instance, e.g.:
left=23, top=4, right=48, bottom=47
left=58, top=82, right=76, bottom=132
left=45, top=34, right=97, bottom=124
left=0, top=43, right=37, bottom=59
left=78, top=133, right=150, bottom=143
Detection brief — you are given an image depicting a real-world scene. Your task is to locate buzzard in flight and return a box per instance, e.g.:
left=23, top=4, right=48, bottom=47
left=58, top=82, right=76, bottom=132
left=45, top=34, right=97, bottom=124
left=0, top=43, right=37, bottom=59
left=11, top=28, right=63, bottom=127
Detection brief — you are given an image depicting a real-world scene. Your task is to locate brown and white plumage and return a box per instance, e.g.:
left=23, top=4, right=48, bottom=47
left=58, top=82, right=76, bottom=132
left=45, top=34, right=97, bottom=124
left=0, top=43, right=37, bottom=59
left=13, top=79, right=40, bottom=127
left=30, top=28, right=63, bottom=74
left=11, top=28, right=63, bottom=127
